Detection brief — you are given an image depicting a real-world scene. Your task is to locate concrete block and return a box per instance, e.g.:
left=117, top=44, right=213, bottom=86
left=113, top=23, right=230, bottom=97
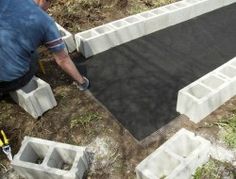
left=12, top=137, right=88, bottom=179
left=218, top=65, right=236, bottom=79
left=223, top=0, right=236, bottom=6
left=75, top=29, right=99, bottom=58
left=108, top=19, right=131, bottom=44
left=177, top=57, right=236, bottom=123
left=183, top=0, right=215, bottom=18
left=214, top=62, right=236, bottom=97
left=109, top=15, right=145, bottom=43
left=206, top=0, right=225, bottom=11
left=136, top=9, right=169, bottom=35
left=136, top=150, right=181, bottom=179
left=75, top=24, right=119, bottom=58
left=56, top=23, right=76, bottom=53
left=136, top=128, right=211, bottom=179
left=177, top=81, right=218, bottom=123
left=74, top=0, right=233, bottom=58
left=10, top=77, right=57, bottom=119
left=160, top=1, right=192, bottom=26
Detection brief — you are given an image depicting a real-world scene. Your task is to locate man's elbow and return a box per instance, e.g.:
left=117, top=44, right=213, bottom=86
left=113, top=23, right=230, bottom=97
left=53, top=50, right=70, bottom=66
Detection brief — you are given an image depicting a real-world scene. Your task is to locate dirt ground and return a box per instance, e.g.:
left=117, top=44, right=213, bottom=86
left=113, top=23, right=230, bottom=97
left=1, top=0, right=236, bottom=178
left=0, top=55, right=236, bottom=178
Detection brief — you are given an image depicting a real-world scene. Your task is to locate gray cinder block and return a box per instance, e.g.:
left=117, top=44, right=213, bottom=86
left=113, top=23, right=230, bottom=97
left=136, top=9, right=169, bottom=35
left=10, top=77, right=57, bottom=119
left=11, top=137, right=88, bottom=179
left=109, top=15, right=145, bottom=44
left=74, top=0, right=232, bottom=58
left=160, top=2, right=192, bottom=26
left=136, top=129, right=211, bottom=179
left=177, top=57, right=236, bottom=123
left=223, top=0, right=236, bottom=6
left=75, top=15, right=145, bottom=58
left=56, top=23, right=76, bottom=53
left=75, top=24, right=119, bottom=58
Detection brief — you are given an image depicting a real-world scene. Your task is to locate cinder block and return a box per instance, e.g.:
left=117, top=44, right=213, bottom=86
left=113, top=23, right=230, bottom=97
left=183, top=0, right=219, bottom=19
left=75, top=24, right=119, bottom=58
left=75, top=29, right=99, bottom=58
left=223, top=0, right=236, bottom=6
left=74, top=0, right=233, bottom=58
left=76, top=16, right=145, bottom=58
left=56, top=23, right=76, bottom=53
left=136, top=9, right=169, bottom=35
left=10, top=77, right=57, bottom=119
left=12, top=137, right=88, bottom=179
left=136, top=129, right=211, bottom=179
left=159, top=1, right=192, bottom=26
left=208, top=0, right=225, bottom=11
left=112, top=15, right=145, bottom=41
left=109, top=15, right=145, bottom=44
left=177, top=57, right=236, bottom=123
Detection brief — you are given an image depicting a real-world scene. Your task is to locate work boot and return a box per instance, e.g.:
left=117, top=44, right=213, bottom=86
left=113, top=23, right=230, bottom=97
left=74, top=77, right=90, bottom=91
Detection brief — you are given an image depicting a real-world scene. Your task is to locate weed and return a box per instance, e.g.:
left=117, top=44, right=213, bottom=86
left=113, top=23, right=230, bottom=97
left=193, top=160, right=217, bottom=179
left=128, top=2, right=149, bottom=14
left=193, top=158, right=236, bottom=179
left=70, top=112, right=102, bottom=129
left=216, top=115, right=236, bottom=148
left=78, top=0, right=102, bottom=9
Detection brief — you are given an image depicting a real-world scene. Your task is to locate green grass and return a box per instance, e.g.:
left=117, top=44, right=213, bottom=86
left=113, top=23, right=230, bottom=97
left=78, top=0, right=102, bottom=9
left=70, top=112, right=102, bottom=129
left=193, top=159, right=236, bottom=179
left=216, top=115, right=236, bottom=148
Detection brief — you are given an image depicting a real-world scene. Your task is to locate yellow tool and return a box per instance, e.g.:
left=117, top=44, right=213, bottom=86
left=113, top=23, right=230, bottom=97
left=0, top=130, right=12, bottom=161
left=38, top=60, right=46, bottom=74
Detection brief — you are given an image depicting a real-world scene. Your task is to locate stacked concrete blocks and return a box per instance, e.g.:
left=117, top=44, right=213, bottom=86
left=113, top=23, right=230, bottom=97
left=177, top=57, right=236, bottom=123
left=136, top=129, right=211, bottom=179
left=109, top=15, right=145, bottom=44
left=75, top=0, right=236, bottom=58
left=76, top=24, right=124, bottom=58
left=223, top=0, right=236, bottom=6
left=10, top=77, right=57, bottom=119
left=75, top=15, right=145, bottom=58
left=136, top=9, right=169, bottom=35
left=159, top=1, right=192, bottom=26
left=12, top=137, right=88, bottom=179
left=56, top=23, right=76, bottom=53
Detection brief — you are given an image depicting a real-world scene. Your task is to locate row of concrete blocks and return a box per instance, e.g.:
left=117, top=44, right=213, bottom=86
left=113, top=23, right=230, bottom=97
left=56, top=23, right=76, bottom=53
left=177, top=57, right=236, bottom=123
left=10, top=77, right=57, bottom=119
left=12, top=137, right=89, bottom=179
left=136, top=128, right=211, bottom=179
left=75, top=0, right=236, bottom=58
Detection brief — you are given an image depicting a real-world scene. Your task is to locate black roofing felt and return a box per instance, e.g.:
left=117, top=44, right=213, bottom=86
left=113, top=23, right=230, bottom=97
left=82, top=4, right=236, bottom=140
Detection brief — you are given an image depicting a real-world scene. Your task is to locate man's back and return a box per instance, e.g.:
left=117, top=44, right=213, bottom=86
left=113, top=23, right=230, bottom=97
left=0, top=0, right=55, bottom=81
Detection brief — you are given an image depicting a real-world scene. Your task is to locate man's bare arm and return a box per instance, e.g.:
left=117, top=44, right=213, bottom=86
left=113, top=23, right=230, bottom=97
left=53, top=50, right=85, bottom=84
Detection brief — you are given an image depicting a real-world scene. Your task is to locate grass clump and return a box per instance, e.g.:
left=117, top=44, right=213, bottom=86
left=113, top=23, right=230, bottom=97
left=78, top=0, right=102, bottom=9
left=193, top=158, right=236, bottom=179
left=70, top=112, right=102, bottom=129
left=216, top=115, right=236, bottom=148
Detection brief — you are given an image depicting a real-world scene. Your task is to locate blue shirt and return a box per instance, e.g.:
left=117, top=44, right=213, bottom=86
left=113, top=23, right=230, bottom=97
left=0, top=0, right=65, bottom=81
